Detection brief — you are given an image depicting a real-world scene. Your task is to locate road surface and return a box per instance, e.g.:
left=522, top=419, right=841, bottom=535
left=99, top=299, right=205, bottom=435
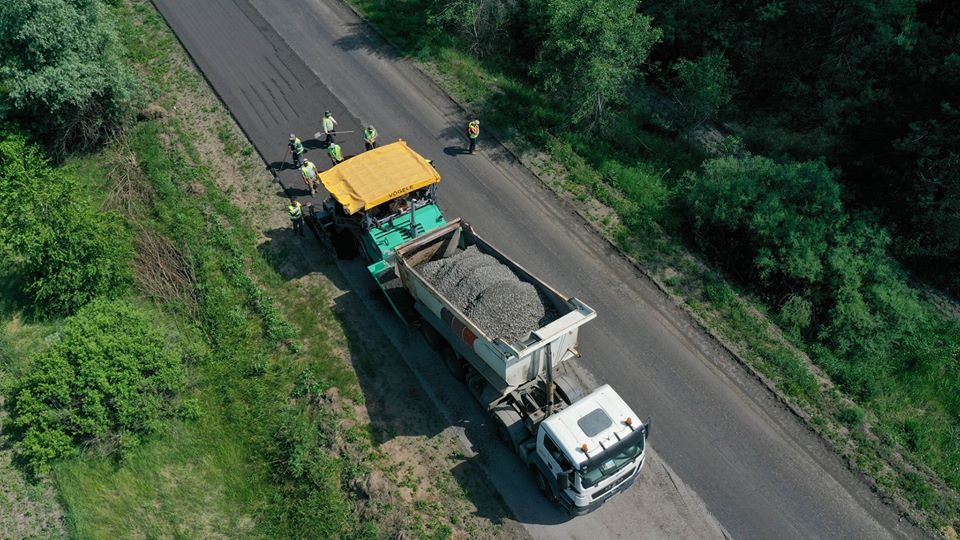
left=150, top=0, right=921, bottom=538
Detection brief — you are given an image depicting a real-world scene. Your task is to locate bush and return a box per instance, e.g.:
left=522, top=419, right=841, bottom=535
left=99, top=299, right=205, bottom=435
left=12, top=299, right=184, bottom=474
left=267, top=407, right=357, bottom=538
left=0, top=0, right=138, bottom=153
left=0, top=132, right=132, bottom=315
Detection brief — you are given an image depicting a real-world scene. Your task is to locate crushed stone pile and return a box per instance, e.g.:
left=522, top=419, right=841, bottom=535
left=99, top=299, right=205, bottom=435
left=418, top=246, right=557, bottom=343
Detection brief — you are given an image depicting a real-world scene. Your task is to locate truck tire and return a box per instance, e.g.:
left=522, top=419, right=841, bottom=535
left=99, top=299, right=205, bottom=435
left=532, top=466, right=558, bottom=502
left=439, top=346, right=465, bottom=380
left=331, top=230, right=357, bottom=259
left=420, top=323, right=446, bottom=351
left=554, top=373, right=585, bottom=405
left=491, top=406, right=524, bottom=454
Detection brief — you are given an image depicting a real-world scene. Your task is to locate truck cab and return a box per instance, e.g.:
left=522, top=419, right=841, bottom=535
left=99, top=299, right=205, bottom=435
left=533, top=385, right=650, bottom=515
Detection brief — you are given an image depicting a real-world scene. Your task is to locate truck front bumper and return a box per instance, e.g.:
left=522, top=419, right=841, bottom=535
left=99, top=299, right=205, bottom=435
left=562, top=455, right=644, bottom=516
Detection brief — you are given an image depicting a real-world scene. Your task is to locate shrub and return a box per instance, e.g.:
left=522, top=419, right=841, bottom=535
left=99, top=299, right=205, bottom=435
left=778, top=294, right=812, bottom=336
left=267, top=407, right=356, bottom=538
left=12, top=299, right=184, bottom=474
left=0, top=0, right=138, bottom=153
left=0, top=132, right=132, bottom=315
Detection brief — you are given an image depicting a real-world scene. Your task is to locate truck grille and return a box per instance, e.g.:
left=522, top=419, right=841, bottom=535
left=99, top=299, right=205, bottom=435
left=591, top=463, right=638, bottom=501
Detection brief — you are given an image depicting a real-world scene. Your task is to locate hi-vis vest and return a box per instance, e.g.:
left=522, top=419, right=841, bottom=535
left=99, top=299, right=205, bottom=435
left=467, top=121, right=479, bottom=138
left=323, top=116, right=336, bottom=132
left=328, top=144, right=343, bottom=161
left=291, top=137, right=303, bottom=153
left=301, top=162, right=318, bottom=179
left=288, top=202, right=302, bottom=220
left=364, top=127, right=377, bottom=143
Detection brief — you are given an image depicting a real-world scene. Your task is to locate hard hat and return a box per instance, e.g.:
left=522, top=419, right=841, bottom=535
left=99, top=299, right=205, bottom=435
left=367, top=125, right=375, bottom=130
left=324, top=110, right=331, bottom=116
left=474, top=119, right=480, bottom=124
left=289, top=133, right=295, bottom=139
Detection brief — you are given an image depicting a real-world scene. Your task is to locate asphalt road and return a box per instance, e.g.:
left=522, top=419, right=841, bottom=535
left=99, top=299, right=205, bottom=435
left=151, top=0, right=922, bottom=538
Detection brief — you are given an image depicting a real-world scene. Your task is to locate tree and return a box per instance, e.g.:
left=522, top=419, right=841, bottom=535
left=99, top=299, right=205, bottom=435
left=682, top=154, right=843, bottom=292
left=0, top=131, right=133, bottom=315
left=529, top=0, right=661, bottom=126
left=12, top=298, right=185, bottom=474
left=671, top=52, right=737, bottom=129
left=0, top=0, right=138, bottom=154
left=893, top=101, right=960, bottom=292
left=430, top=0, right=519, bottom=57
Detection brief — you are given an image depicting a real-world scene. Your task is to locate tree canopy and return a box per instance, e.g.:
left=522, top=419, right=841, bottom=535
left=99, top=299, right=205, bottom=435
left=528, top=0, right=661, bottom=125
left=0, top=0, right=138, bottom=153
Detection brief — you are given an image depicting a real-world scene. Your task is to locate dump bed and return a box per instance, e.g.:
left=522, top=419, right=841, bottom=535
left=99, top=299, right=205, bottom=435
left=394, top=219, right=596, bottom=393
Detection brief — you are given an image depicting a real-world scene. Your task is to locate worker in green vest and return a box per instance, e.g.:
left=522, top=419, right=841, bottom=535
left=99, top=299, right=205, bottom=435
left=300, top=159, right=319, bottom=195
left=466, top=119, right=480, bottom=153
left=363, top=125, right=378, bottom=151
left=322, top=111, right=338, bottom=143
left=288, top=133, right=304, bottom=166
left=328, top=141, right=344, bottom=166
left=288, top=197, right=304, bottom=237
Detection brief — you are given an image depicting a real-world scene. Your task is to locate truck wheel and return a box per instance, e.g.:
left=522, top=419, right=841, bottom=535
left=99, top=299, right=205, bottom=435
left=420, top=324, right=446, bottom=351
left=331, top=230, right=357, bottom=259
left=491, top=406, right=523, bottom=454
left=440, top=346, right=465, bottom=380
left=532, top=467, right=558, bottom=502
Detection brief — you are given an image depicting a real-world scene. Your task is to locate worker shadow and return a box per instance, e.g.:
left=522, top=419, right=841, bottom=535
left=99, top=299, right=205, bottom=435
left=443, top=146, right=471, bottom=157
left=278, top=186, right=313, bottom=198
left=268, top=160, right=299, bottom=172
left=302, top=137, right=325, bottom=151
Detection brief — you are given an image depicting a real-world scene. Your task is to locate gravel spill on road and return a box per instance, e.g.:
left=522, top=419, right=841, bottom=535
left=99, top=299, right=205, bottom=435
left=419, top=246, right=556, bottom=343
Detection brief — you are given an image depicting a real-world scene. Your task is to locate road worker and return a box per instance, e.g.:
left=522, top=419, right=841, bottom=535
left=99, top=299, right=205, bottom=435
left=288, top=197, right=304, bottom=237
left=327, top=141, right=344, bottom=166
left=363, top=125, right=378, bottom=151
left=300, top=158, right=319, bottom=195
left=289, top=133, right=304, bottom=166
left=466, top=119, right=480, bottom=153
left=322, top=111, right=338, bottom=143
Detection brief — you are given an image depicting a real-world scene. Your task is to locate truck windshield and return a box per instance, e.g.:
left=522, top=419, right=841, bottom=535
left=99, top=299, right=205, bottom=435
left=579, top=428, right=645, bottom=488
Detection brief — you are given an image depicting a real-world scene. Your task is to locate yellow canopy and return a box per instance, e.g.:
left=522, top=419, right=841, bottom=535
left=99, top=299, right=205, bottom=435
left=318, top=140, right=440, bottom=214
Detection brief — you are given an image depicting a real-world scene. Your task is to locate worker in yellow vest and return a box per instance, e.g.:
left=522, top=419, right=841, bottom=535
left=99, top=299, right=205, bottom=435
left=363, top=125, right=378, bottom=151
left=300, top=159, right=319, bottom=195
left=288, top=197, right=304, bottom=237
left=328, top=141, right=344, bottom=166
left=288, top=133, right=304, bottom=166
left=466, top=119, right=480, bottom=153
left=322, top=111, right=338, bottom=143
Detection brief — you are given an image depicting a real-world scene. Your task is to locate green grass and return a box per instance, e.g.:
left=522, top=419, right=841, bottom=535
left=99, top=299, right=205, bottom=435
left=57, top=410, right=265, bottom=539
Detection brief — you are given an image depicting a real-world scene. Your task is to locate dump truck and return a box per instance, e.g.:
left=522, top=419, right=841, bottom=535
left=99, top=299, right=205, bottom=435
left=310, top=142, right=650, bottom=515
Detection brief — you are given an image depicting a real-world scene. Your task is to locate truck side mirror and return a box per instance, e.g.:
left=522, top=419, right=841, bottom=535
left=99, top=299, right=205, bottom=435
left=556, top=472, right=570, bottom=492
left=644, top=416, right=652, bottom=439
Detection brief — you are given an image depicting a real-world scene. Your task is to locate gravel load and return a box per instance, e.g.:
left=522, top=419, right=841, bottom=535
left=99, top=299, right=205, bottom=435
left=418, top=246, right=557, bottom=343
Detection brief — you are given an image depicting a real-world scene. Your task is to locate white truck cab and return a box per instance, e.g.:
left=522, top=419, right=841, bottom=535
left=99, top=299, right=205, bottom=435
left=535, top=385, right=650, bottom=515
